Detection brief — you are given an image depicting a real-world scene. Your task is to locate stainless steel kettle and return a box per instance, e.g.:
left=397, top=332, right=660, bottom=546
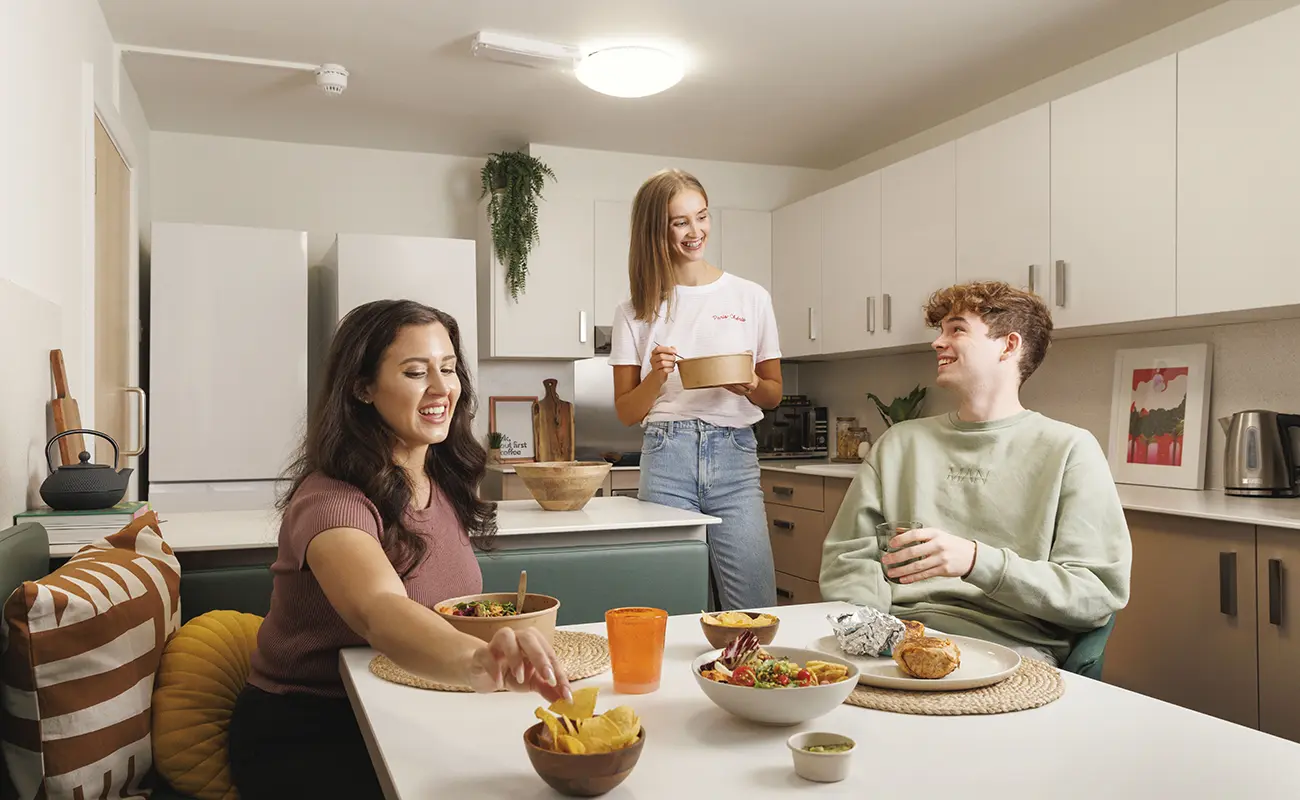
left=1220, top=410, right=1300, bottom=497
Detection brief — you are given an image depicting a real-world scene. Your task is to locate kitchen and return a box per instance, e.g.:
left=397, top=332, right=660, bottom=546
left=8, top=2, right=1300, bottom=793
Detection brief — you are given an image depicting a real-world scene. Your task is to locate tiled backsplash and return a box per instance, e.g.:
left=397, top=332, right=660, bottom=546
left=796, top=316, right=1300, bottom=490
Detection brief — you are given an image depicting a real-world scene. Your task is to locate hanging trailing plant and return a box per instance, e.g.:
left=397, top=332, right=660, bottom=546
left=479, top=150, right=556, bottom=301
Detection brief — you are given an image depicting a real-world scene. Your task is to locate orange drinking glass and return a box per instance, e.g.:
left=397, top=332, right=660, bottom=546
left=604, top=607, right=668, bottom=694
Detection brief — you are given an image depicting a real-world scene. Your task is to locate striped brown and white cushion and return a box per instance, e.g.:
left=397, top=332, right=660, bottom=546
left=1, top=512, right=180, bottom=799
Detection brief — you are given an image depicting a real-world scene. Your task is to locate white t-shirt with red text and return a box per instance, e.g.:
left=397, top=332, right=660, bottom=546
left=609, top=273, right=782, bottom=428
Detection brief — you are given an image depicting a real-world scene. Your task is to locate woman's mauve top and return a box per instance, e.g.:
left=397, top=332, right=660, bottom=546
left=247, top=472, right=484, bottom=697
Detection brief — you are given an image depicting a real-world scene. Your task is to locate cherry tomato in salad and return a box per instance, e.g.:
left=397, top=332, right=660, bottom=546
left=776, top=674, right=791, bottom=686
left=730, top=666, right=756, bottom=687
left=795, top=668, right=814, bottom=687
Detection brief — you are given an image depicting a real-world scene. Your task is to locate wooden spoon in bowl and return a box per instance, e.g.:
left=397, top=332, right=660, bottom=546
left=516, top=570, right=527, bottom=615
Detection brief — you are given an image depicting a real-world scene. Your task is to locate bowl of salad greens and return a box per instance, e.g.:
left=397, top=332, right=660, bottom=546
left=691, top=631, right=858, bottom=725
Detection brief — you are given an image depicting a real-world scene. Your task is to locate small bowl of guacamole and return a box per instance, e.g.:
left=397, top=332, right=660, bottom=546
left=786, top=731, right=856, bottom=783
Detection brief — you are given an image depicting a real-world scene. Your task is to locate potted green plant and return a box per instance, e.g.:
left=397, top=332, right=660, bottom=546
left=867, top=385, right=928, bottom=428
left=480, top=150, right=557, bottom=301
left=486, top=431, right=504, bottom=463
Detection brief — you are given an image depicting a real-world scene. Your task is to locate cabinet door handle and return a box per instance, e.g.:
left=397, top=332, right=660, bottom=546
left=1220, top=552, right=1238, bottom=617
left=808, top=307, right=818, bottom=341
left=1054, top=260, right=1067, bottom=308
left=866, top=296, right=875, bottom=333
left=772, top=485, right=794, bottom=496
left=121, top=387, right=147, bottom=457
left=1028, top=265, right=1036, bottom=294
left=883, top=293, right=892, bottom=332
left=773, top=519, right=795, bottom=531
left=1269, top=558, right=1283, bottom=626
left=579, top=311, right=589, bottom=344
left=776, top=588, right=794, bottom=600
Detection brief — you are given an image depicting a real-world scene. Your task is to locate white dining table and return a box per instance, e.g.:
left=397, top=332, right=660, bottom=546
left=340, top=601, right=1300, bottom=799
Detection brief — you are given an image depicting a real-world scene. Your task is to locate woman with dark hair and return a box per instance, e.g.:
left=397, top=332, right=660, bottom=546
left=228, top=299, right=570, bottom=799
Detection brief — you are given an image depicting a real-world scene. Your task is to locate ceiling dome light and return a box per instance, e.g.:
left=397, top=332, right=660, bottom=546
left=574, top=46, right=684, bottom=98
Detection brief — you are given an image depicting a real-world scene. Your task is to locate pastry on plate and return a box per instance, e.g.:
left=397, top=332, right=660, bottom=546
left=901, top=619, right=925, bottom=641
left=892, top=636, right=961, bottom=679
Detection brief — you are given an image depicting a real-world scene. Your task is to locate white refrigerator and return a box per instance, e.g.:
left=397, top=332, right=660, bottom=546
left=148, top=222, right=309, bottom=512
left=319, top=233, right=480, bottom=438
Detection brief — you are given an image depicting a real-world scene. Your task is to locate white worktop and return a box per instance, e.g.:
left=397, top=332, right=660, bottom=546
left=758, top=461, right=1300, bottom=530
left=48, top=497, right=719, bottom=557
left=340, top=601, right=1300, bottom=799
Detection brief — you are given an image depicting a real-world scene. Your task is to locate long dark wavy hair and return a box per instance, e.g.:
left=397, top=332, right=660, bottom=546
left=280, top=299, right=496, bottom=577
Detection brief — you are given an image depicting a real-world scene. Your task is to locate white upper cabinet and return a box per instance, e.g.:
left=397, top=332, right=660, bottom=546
left=820, top=172, right=882, bottom=354
left=477, top=195, right=594, bottom=359
left=592, top=200, right=632, bottom=329
left=1050, top=56, right=1177, bottom=328
left=712, top=208, right=773, bottom=291
left=1177, top=5, right=1300, bottom=317
left=956, top=105, right=1051, bottom=297
left=772, top=193, right=823, bottom=358
left=880, top=142, right=957, bottom=348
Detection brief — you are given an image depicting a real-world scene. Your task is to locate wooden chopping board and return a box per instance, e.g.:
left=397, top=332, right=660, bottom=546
left=532, top=378, right=574, bottom=463
left=50, top=349, right=86, bottom=465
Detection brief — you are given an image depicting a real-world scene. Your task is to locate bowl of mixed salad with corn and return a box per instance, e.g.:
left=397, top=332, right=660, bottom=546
left=435, top=592, right=561, bottom=645
left=692, top=631, right=859, bottom=725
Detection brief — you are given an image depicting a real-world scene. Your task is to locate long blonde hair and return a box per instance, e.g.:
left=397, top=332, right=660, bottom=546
left=628, top=169, right=709, bottom=322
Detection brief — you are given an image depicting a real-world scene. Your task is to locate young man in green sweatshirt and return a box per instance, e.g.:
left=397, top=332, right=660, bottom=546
left=819, top=280, right=1131, bottom=665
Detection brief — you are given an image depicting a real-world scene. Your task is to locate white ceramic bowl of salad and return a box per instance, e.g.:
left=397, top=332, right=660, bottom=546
left=691, top=638, right=860, bottom=726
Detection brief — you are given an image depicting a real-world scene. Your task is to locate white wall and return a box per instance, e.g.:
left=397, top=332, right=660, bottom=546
left=0, top=0, right=151, bottom=521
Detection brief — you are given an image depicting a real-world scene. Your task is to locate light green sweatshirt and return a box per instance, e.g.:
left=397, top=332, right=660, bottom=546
left=819, top=410, right=1132, bottom=663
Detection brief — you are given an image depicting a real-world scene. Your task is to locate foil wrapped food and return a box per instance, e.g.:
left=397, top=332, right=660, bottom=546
left=827, top=607, right=907, bottom=657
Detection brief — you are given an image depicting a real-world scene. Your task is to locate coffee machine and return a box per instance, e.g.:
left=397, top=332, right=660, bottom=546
left=755, top=395, right=829, bottom=459
left=1222, top=410, right=1300, bottom=497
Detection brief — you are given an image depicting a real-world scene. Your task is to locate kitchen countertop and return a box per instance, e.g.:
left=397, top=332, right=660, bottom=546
left=47, top=497, right=719, bottom=557
left=756, top=460, right=1300, bottom=530
left=487, top=463, right=640, bottom=474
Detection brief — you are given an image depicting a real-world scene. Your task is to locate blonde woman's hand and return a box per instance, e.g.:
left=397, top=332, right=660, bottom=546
left=723, top=371, right=759, bottom=398
left=649, top=345, right=677, bottom=383
left=466, top=627, right=573, bottom=704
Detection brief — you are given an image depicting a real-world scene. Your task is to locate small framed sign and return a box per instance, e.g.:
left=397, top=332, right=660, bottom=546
left=488, top=396, right=537, bottom=463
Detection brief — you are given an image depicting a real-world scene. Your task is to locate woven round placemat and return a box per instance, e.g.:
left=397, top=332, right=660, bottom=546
left=843, top=657, right=1064, bottom=715
left=369, top=629, right=611, bottom=692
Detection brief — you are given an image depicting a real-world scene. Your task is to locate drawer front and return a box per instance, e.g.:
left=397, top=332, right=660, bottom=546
left=761, top=471, right=824, bottom=511
left=767, top=504, right=827, bottom=583
left=775, top=571, right=822, bottom=606
left=610, top=470, right=640, bottom=491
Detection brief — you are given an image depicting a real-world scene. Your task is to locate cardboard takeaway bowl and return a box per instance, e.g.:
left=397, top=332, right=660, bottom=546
left=434, top=592, right=560, bottom=645
left=676, top=353, right=753, bottom=390
left=514, top=461, right=612, bottom=511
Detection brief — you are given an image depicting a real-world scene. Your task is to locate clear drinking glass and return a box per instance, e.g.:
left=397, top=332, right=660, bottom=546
left=604, top=607, right=668, bottom=694
left=876, top=520, right=923, bottom=584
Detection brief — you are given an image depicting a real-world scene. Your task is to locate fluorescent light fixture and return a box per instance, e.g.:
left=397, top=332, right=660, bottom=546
left=575, top=46, right=684, bottom=98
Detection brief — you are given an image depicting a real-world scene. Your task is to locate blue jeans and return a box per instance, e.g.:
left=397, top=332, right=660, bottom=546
left=638, top=420, right=776, bottom=611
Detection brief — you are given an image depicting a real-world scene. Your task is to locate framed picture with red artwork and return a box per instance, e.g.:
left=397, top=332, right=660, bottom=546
left=1106, top=343, right=1213, bottom=490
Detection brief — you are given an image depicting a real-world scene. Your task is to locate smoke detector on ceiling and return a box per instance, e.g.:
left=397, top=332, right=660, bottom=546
left=471, top=31, right=684, bottom=98
left=315, top=63, right=349, bottom=95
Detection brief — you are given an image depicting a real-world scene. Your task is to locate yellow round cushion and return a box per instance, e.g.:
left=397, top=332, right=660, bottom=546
left=152, top=610, right=263, bottom=800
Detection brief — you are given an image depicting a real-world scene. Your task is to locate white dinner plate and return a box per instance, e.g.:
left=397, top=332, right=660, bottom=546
left=806, top=632, right=1021, bottom=691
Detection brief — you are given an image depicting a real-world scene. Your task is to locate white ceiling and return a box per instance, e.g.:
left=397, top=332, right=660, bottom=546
left=100, top=0, right=1226, bottom=169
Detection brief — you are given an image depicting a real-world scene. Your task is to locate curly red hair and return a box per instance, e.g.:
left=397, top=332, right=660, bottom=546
left=924, top=281, right=1053, bottom=384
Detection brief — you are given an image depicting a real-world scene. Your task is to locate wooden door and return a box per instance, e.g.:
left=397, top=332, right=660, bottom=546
left=1257, top=526, right=1300, bottom=743
left=820, top=173, right=881, bottom=355
left=93, top=117, right=142, bottom=482
left=1105, top=511, right=1258, bottom=729
left=1049, top=56, right=1177, bottom=328
left=879, top=142, right=957, bottom=348
left=771, top=194, right=823, bottom=358
left=956, top=105, right=1051, bottom=295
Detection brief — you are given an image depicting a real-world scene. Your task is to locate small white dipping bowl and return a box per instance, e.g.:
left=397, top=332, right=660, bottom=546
left=690, top=646, right=859, bottom=726
left=787, top=731, right=856, bottom=783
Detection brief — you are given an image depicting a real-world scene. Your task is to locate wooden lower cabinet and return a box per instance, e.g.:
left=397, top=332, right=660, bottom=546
left=1257, top=526, right=1300, bottom=743
left=775, top=571, right=822, bottom=605
left=1105, top=511, right=1259, bottom=729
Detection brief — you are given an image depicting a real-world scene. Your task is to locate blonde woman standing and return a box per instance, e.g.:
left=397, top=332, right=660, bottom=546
left=610, top=169, right=782, bottom=611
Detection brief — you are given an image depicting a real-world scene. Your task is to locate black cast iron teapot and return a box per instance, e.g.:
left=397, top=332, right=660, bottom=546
left=40, top=429, right=133, bottom=511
